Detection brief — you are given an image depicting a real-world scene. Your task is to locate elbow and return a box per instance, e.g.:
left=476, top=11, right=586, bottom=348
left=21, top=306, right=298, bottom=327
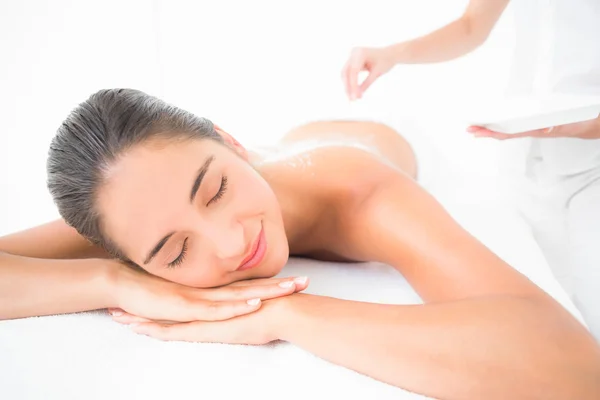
left=460, top=16, right=491, bottom=52
left=542, top=339, right=600, bottom=399
left=549, top=329, right=600, bottom=398
left=520, top=299, right=600, bottom=399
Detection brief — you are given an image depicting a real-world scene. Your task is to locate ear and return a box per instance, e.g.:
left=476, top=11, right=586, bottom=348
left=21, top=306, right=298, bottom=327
left=214, top=125, right=249, bottom=161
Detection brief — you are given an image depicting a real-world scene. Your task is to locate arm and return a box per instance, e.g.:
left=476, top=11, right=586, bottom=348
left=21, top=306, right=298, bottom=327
left=0, top=219, right=115, bottom=319
left=342, top=0, right=511, bottom=99
left=0, top=220, right=305, bottom=321
left=0, top=251, right=117, bottom=320
left=0, top=219, right=110, bottom=259
left=276, top=168, right=600, bottom=399
left=386, top=0, right=510, bottom=64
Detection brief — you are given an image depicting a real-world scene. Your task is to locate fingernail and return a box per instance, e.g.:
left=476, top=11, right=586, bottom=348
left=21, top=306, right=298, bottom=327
left=247, top=298, right=261, bottom=306
left=294, top=276, right=308, bottom=285
left=130, top=325, right=147, bottom=335
left=278, top=281, right=295, bottom=288
left=111, top=311, right=124, bottom=317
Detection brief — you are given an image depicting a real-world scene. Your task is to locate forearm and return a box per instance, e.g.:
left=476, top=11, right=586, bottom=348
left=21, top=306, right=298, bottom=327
left=0, top=219, right=110, bottom=259
left=586, top=115, right=600, bottom=139
left=385, top=17, right=486, bottom=64
left=0, top=251, right=117, bottom=320
left=278, top=294, right=600, bottom=399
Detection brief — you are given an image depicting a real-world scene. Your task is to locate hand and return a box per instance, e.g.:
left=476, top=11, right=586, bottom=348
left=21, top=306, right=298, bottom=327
left=467, top=116, right=600, bottom=140
left=341, top=46, right=396, bottom=101
left=112, top=292, right=301, bottom=345
left=109, top=262, right=309, bottom=324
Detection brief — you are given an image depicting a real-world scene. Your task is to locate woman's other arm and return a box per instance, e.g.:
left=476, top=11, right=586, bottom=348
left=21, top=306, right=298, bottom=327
left=0, top=219, right=115, bottom=319
left=0, top=219, right=110, bottom=259
left=0, top=252, right=117, bottom=320
left=277, top=158, right=600, bottom=399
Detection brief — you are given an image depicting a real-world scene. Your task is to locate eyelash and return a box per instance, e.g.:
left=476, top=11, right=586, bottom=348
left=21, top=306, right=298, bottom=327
left=167, top=176, right=228, bottom=269
left=167, top=238, right=188, bottom=269
left=207, top=176, right=228, bottom=206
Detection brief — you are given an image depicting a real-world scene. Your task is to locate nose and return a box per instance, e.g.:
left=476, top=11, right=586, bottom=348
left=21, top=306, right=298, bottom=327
left=207, top=218, right=247, bottom=262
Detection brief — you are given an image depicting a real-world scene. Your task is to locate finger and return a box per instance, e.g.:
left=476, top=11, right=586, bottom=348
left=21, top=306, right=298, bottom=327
left=358, top=71, right=378, bottom=96
left=226, top=276, right=309, bottom=291
left=347, top=64, right=361, bottom=101
left=131, top=321, right=231, bottom=343
left=202, top=281, right=297, bottom=302
left=470, top=126, right=551, bottom=140
left=130, top=321, right=214, bottom=342
left=470, top=128, right=514, bottom=140
left=131, top=319, right=257, bottom=344
left=346, top=49, right=365, bottom=101
left=187, top=298, right=262, bottom=321
left=466, top=126, right=486, bottom=133
left=130, top=321, right=197, bottom=342
left=341, top=60, right=352, bottom=100
left=475, top=132, right=512, bottom=140
left=110, top=310, right=154, bottom=325
left=227, top=277, right=290, bottom=286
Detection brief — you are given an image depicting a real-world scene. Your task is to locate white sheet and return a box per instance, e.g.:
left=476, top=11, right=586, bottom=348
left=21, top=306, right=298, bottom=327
left=0, top=121, right=585, bottom=400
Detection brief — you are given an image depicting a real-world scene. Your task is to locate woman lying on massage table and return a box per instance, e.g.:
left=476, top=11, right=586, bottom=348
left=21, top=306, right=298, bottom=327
left=0, top=89, right=599, bottom=399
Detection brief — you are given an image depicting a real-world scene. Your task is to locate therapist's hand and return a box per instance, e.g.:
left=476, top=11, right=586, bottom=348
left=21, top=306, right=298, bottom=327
left=342, top=46, right=396, bottom=101
left=467, top=115, right=600, bottom=140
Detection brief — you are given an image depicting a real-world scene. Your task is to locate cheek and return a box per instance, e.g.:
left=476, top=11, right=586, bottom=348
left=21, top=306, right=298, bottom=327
left=237, top=173, right=273, bottom=206
left=148, top=248, right=227, bottom=288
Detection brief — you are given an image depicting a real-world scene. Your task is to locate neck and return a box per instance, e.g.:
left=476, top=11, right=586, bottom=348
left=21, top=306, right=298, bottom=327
left=246, top=146, right=315, bottom=252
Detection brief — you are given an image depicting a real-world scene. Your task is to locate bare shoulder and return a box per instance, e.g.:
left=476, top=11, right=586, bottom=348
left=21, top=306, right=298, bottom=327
left=279, top=120, right=417, bottom=178
left=259, top=144, right=398, bottom=204
left=259, top=144, right=406, bottom=260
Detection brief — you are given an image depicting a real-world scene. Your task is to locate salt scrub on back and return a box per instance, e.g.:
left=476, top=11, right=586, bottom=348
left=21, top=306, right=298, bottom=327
left=252, top=138, right=387, bottom=175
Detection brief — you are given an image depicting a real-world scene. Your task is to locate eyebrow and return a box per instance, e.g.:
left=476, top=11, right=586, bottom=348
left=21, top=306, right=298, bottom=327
left=190, top=155, right=215, bottom=202
left=144, top=232, right=175, bottom=265
left=143, top=155, right=215, bottom=266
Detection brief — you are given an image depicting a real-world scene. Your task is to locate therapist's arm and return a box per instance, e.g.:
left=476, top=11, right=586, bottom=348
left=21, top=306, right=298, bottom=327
left=387, top=0, right=510, bottom=64
left=343, top=0, right=510, bottom=99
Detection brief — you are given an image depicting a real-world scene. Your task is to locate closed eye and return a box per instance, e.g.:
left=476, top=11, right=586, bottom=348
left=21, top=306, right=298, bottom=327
left=167, top=238, right=188, bottom=269
left=207, top=176, right=228, bottom=206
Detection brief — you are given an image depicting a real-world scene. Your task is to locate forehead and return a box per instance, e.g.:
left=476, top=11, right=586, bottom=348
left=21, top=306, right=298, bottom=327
left=96, top=138, right=229, bottom=259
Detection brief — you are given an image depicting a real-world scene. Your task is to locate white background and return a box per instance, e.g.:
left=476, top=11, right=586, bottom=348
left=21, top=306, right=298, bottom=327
left=0, top=0, right=516, bottom=235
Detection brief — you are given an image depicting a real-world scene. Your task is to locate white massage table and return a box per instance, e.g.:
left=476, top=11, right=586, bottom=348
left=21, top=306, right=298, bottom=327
left=0, top=118, right=585, bottom=400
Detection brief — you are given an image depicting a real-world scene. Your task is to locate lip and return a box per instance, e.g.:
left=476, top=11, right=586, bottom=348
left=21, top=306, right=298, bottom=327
left=236, top=225, right=267, bottom=271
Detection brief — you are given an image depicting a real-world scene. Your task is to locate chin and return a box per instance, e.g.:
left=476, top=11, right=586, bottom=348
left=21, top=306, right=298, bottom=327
left=256, top=253, right=289, bottom=280
left=253, top=241, right=289, bottom=279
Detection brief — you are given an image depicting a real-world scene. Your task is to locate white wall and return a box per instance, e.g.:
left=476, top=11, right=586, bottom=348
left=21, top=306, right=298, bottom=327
left=0, top=0, right=515, bottom=235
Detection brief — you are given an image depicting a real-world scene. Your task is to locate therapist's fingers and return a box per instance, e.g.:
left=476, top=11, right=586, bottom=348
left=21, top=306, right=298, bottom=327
left=347, top=64, right=362, bottom=100
left=346, top=49, right=367, bottom=100
left=467, top=126, right=552, bottom=140
left=341, top=60, right=353, bottom=100
left=359, top=71, right=379, bottom=95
